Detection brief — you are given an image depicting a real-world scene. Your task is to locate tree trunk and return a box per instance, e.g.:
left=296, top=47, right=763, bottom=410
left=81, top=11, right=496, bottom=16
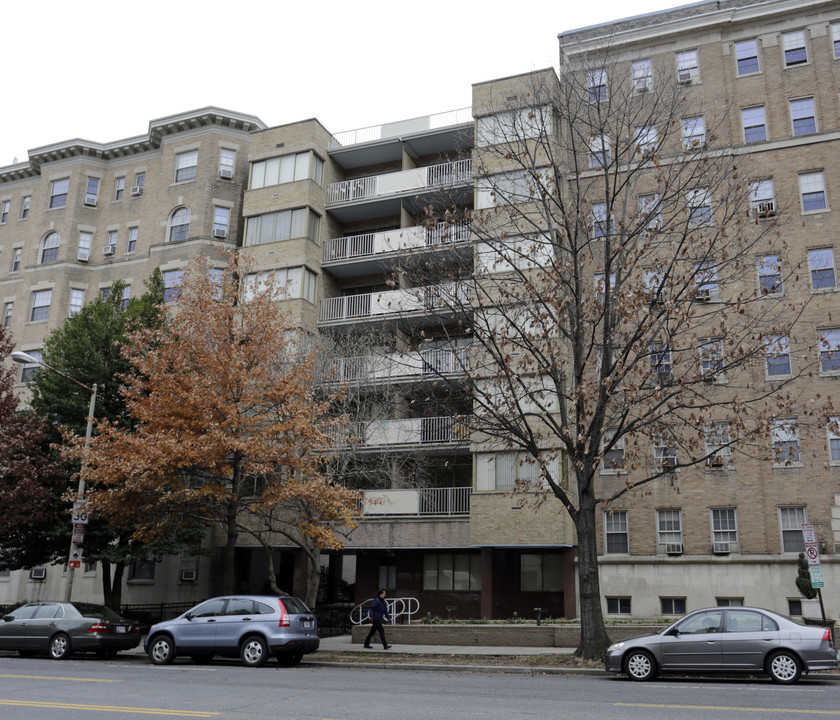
left=99, top=560, right=125, bottom=608
left=220, top=500, right=239, bottom=594
left=304, top=547, right=320, bottom=609
left=100, top=559, right=112, bottom=606
left=574, top=487, right=611, bottom=659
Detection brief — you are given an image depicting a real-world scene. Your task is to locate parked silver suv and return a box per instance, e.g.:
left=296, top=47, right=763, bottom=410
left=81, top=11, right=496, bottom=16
left=144, top=595, right=319, bottom=667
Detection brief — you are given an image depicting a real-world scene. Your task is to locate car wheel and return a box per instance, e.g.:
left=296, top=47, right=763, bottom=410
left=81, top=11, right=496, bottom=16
left=240, top=636, right=268, bottom=667
left=96, top=650, right=118, bottom=660
left=148, top=635, right=176, bottom=665
left=624, top=649, right=657, bottom=681
left=49, top=633, right=72, bottom=660
left=277, top=653, right=303, bottom=667
left=767, top=650, right=802, bottom=684
left=190, top=655, right=213, bottom=664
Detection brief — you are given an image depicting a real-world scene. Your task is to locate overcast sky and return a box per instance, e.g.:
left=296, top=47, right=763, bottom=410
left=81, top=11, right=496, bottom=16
left=2, top=0, right=687, bottom=166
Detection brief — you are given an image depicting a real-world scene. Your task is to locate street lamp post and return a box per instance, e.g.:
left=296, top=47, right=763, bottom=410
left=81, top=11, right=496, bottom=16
left=10, top=351, right=97, bottom=602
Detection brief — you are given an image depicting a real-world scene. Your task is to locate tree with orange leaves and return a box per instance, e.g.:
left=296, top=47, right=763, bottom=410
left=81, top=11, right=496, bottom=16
left=82, top=252, right=358, bottom=605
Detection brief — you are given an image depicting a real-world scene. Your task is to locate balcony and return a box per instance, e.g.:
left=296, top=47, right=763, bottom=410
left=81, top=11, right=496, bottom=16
left=324, top=346, right=470, bottom=384
left=362, top=486, right=471, bottom=516
left=332, top=415, right=471, bottom=449
left=325, top=160, right=472, bottom=223
left=319, top=281, right=470, bottom=325
left=329, top=108, right=472, bottom=149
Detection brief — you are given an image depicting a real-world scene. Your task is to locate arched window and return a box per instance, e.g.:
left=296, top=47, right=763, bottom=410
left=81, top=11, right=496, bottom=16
left=39, top=232, right=60, bottom=263
left=168, top=207, right=191, bottom=242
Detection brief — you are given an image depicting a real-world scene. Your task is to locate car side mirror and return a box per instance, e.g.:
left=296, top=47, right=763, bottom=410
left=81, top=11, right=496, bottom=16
left=2, top=615, right=14, bottom=622
left=665, top=627, right=680, bottom=636
left=185, top=613, right=194, bottom=621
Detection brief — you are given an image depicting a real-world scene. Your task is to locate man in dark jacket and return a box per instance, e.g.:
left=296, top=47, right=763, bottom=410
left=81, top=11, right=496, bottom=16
left=364, top=588, right=392, bottom=649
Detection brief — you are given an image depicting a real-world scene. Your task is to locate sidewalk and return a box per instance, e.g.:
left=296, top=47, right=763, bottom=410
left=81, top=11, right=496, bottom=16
left=317, top=634, right=576, bottom=656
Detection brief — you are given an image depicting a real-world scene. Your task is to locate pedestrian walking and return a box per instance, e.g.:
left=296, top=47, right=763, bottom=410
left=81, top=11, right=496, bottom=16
left=363, top=589, right=392, bottom=649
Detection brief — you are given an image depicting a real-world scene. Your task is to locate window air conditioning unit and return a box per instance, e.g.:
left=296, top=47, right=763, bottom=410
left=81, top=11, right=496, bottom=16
left=660, top=455, right=677, bottom=469
left=665, top=542, right=683, bottom=555
left=30, top=567, right=47, bottom=580
left=180, top=569, right=197, bottom=582
left=634, top=78, right=651, bottom=93
left=84, top=195, right=98, bottom=207
left=713, top=541, right=730, bottom=554
left=213, top=227, right=228, bottom=239
left=103, top=245, right=115, bottom=256
left=707, top=454, right=726, bottom=467
left=678, top=71, right=693, bottom=85
left=130, top=185, right=143, bottom=198
left=750, top=200, right=776, bottom=218
left=219, top=168, right=234, bottom=180
left=77, top=250, right=90, bottom=263
left=695, top=287, right=712, bottom=302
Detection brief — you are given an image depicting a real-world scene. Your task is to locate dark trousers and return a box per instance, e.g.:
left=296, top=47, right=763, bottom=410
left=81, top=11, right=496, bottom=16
left=364, top=619, right=388, bottom=647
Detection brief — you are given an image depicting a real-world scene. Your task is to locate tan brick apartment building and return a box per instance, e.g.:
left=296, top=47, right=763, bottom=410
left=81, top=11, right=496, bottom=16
left=1, top=0, right=838, bottom=621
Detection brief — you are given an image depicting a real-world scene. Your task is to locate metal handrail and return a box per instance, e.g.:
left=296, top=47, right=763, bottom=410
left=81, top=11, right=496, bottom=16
left=350, top=596, right=421, bottom=625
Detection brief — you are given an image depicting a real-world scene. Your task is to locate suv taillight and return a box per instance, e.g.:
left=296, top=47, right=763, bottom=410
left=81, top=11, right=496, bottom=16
left=823, top=628, right=832, bottom=643
left=87, top=622, right=108, bottom=633
left=277, top=599, right=290, bottom=627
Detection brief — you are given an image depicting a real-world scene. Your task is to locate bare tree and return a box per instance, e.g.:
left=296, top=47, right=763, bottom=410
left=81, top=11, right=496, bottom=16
left=416, top=61, right=826, bottom=658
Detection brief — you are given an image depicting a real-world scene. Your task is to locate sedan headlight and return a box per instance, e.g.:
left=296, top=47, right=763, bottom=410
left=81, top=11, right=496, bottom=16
left=607, top=641, right=626, bottom=653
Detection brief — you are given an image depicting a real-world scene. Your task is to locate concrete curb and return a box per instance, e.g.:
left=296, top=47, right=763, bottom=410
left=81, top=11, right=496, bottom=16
left=301, top=660, right=606, bottom=675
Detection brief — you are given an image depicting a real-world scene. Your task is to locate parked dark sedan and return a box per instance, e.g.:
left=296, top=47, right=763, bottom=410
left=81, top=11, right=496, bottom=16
left=0, top=601, right=141, bottom=659
left=604, top=607, right=838, bottom=683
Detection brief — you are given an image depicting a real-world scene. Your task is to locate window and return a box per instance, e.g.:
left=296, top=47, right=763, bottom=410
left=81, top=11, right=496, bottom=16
left=168, top=207, right=191, bottom=242
left=77, top=231, right=92, bottom=262
left=808, top=247, right=835, bottom=288
left=39, top=232, right=60, bottom=264
left=661, top=597, right=686, bottom=615
left=757, top=254, right=782, bottom=295
left=635, top=125, right=657, bottom=155
left=378, top=565, right=396, bottom=591
left=705, top=421, right=732, bottom=465
left=799, top=172, right=827, bottom=212
left=100, top=287, right=111, bottom=301
left=639, top=194, right=661, bottom=229
left=649, top=344, right=672, bottom=384
left=604, top=510, right=628, bottom=553
left=717, top=597, right=743, bottom=607
left=175, top=150, right=198, bottom=183
left=163, top=270, right=184, bottom=303
left=682, top=116, right=705, bottom=149
left=105, top=230, right=118, bottom=253
left=699, top=338, right=724, bottom=380
left=213, top=206, right=230, bottom=236
left=129, top=559, right=156, bottom=581
left=764, top=334, right=791, bottom=377
left=653, top=431, right=678, bottom=469
left=790, top=98, right=816, bottom=136
left=423, top=554, right=481, bottom=591
left=19, top=195, right=30, bottom=220
left=302, top=268, right=317, bottom=304
left=788, top=598, right=803, bottom=616
left=84, top=177, right=99, bottom=206
left=475, top=170, right=549, bottom=208
left=134, top=172, right=145, bottom=190
left=219, top=148, right=236, bottom=178
left=827, top=416, right=840, bottom=464
left=735, top=39, right=760, bottom=75
left=69, top=289, right=84, bottom=316
left=818, top=328, right=840, bottom=373
left=19, top=349, right=41, bottom=382
left=750, top=179, right=775, bottom=218
left=772, top=418, right=800, bottom=465
left=695, top=263, right=718, bottom=300
left=589, top=134, right=610, bottom=168
left=632, top=59, right=652, bottom=93
left=607, top=597, right=631, bottom=614
left=779, top=506, right=806, bottom=553
left=602, top=431, right=625, bottom=473
left=475, top=450, right=557, bottom=491
left=114, top=177, right=125, bottom=201
left=2, top=302, right=12, bottom=327
left=782, top=30, right=808, bottom=66
left=711, top=508, right=738, bottom=549
left=687, top=189, right=712, bottom=226
left=657, top=509, right=683, bottom=549
left=833, top=24, right=840, bottom=59
left=520, top=553, right=563, bottom=592
left=587, top=69, right=608, bottom=102
left=250, top=151, right=325, bottom=189
left=49, top=178, right=69, bottom=208
left=676, top=49, right=699, bottom=83
left=0, top=200, right=9, bottom=223
left=245, top=208, right=321, bottom=246
left=476, top=107, right=548, bottom=146
left=644, top=267, right=667, bottom=304
left=592, top=203, right=611, bottom=238
left=11, top=247, right=21, bottom=272
left=121, top=285, right=131, bottom=311
left=127, top=226, right=138, bottom=253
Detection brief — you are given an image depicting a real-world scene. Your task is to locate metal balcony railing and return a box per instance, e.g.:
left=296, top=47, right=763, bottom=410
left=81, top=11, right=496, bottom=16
left=328, top=415, right=471, bottom=448
left=319, top=282, right=469, bottom=322
left=361, top=486, right=471, bottom=517
left=322, top=221, right=470, bottom=263
left=329, top=107, right=472, bottom=149
left=321, top=346, right=470, bottom=384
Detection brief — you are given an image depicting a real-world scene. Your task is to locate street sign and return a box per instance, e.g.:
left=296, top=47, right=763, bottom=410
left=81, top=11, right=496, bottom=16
left=72, top=500, right=89, bottom=525
left=809, top=565, right=825, bottom=588
left=802, top=523, right=816, bottom=544
left=805, top=544, right=820, bottom=565
left=68, top=547, right=83, bottom=570
left=72, top=524, right=85, bottom=544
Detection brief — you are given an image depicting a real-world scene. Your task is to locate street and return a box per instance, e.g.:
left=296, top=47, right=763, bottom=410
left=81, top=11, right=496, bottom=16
left=0, top=653, right=838, bottom=720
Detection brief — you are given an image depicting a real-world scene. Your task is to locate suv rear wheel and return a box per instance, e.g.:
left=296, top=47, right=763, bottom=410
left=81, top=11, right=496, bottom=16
left=240, top=636, right=268, bottom=667
left=148, top=635, right=176, bottom=665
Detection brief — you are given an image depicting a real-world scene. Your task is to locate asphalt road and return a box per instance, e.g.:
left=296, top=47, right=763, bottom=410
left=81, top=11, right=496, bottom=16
left=1, top=653, right=838, bottom=720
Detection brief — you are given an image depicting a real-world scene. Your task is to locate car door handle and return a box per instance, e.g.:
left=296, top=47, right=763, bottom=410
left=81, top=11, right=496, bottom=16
left=207, top=619, right=216, bottom=623
left=242, top=618, right=252, bottom=621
